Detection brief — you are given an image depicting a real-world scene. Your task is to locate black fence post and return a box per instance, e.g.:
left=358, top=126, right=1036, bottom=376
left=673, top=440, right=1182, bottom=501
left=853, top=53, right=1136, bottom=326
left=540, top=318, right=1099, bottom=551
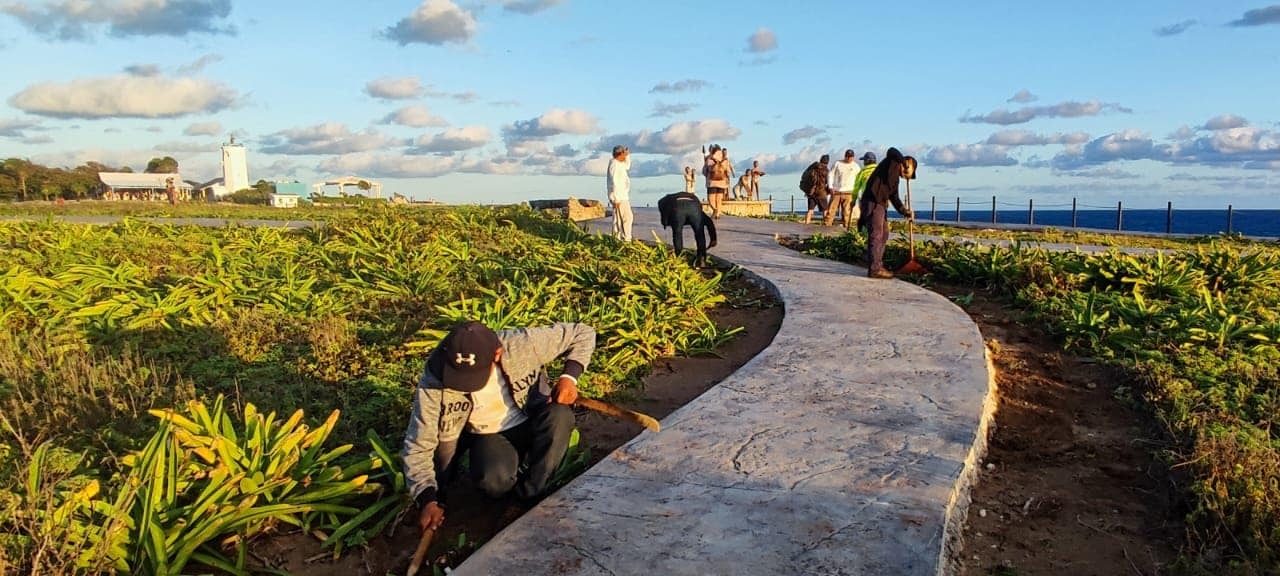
left=1071, top=197, right=1078, bottom=228
left=1227, top=204, right=1234, bottom=234
left=931, top=196, right=936, bottom=221
left=790, top=195, right=795, bottom=216
left=955, top=197, right=961, bottom=222
left=991, top=195, right=997, bottom=223
left=1166, top=201, right=1173, bottom=234
left=1116, top=201, right=1124, bottom=231
left=1028, top=198, right=1034, bottom=226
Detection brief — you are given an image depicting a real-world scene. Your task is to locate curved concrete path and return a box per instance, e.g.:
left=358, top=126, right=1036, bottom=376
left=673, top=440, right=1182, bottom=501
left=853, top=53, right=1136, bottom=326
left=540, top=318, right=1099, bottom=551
left=458, top=209, right=995, bottom=576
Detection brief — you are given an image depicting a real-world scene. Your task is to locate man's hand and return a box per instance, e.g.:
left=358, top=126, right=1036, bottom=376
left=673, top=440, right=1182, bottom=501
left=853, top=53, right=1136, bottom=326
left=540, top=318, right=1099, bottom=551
left=905, top=209, right=915, bottom=221
left=419, top=501, right=445, bottom=532
left=552, top=376, right=579, bottom=405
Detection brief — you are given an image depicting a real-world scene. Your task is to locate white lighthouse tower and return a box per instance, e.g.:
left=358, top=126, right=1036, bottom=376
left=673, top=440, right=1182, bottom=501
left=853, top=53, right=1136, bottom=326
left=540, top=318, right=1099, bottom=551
left=221, top=135, right=250, bottom=193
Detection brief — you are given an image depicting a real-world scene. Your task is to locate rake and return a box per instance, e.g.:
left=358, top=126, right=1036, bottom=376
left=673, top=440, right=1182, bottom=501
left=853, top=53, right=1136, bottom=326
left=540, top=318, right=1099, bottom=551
left=896, top=157, right=928, bottom=276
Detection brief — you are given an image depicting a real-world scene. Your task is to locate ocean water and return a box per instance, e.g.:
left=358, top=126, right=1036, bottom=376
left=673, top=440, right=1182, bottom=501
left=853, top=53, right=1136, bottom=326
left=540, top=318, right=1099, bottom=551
left=771, top=204, right=1280, bottom=238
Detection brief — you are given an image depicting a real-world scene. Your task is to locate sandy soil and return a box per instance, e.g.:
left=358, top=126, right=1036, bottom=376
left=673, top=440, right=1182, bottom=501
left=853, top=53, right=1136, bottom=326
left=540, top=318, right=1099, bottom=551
left=937, top=284, right=1184, bottom=576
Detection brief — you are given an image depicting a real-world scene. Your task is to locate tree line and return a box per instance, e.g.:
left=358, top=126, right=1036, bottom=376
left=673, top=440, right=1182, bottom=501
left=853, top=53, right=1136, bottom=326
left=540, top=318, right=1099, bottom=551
left=0, top=156, right=180, bottom=202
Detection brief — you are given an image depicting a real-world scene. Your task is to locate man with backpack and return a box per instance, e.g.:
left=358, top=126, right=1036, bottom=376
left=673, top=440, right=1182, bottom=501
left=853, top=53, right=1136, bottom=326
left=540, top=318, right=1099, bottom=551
left=799, top=154, right=830, bottom=225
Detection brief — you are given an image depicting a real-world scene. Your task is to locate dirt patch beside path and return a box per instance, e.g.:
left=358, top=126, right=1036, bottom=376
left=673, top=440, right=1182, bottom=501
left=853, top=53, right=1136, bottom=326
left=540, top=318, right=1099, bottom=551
left=252, top=265, right=783, bottom=575
left=937, top=285, right=1184, bottom=576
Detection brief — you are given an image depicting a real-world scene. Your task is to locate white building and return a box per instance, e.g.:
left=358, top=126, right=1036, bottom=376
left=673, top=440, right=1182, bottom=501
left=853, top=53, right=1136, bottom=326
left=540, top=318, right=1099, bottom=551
left=269, top=193, right=299, bottom=208
left=199, top=136, right=252, bottom=199
left=98, top=172, right=193, bottom=201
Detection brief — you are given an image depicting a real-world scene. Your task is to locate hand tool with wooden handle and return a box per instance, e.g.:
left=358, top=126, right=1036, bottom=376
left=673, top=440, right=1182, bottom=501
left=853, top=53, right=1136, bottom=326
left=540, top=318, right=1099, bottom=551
left=574, top=397, right=661, bottom=432
left=406, top=527, right=436, bottom=576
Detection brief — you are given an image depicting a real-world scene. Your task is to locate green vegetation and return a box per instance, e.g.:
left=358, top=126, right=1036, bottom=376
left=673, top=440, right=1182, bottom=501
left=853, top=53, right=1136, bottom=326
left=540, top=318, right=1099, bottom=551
left=909, top=222, right=1268, bottom=251
left=0, top=199, right=343, bottom=220
left=799, top=230, right=1280, bottom=573
left=0, top=205, right=738, bottom=573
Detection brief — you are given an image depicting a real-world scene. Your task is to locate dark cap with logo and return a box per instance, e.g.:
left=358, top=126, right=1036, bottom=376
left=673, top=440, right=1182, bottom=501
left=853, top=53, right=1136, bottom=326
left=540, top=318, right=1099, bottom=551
left=861, top=151, right=877, bottom=163
left=437, top=321, right=501, bottom=392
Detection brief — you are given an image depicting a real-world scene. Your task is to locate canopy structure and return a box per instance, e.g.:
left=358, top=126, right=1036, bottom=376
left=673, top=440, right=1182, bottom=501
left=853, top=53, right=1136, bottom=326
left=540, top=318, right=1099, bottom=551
left=99, top=172, right=192, bottom=191
left=312, top=176, right=383, bottom=199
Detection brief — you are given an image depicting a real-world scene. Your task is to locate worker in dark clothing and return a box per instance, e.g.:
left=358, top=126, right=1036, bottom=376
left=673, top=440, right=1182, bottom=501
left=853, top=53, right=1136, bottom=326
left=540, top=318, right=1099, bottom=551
left=857, top=147, right=914, bottom=279
left=658, top=191, right=718, bottom=268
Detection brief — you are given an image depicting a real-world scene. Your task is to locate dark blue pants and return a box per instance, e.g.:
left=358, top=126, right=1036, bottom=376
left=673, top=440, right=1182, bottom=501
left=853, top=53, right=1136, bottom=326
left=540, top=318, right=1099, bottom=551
left=467, top=402, right=574, bottom=500
left=865, top=202, right=889, bottom=273
left=671, top=199, right=710, bottom=260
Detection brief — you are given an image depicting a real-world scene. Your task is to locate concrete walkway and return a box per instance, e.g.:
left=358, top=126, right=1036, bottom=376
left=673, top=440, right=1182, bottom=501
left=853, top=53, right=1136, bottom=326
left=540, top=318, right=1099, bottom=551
left=458, top=209, right=995, bottom=576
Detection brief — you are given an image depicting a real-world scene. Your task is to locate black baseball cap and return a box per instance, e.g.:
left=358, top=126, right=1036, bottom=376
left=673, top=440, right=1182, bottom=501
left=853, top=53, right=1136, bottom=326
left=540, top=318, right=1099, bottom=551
left=437, top=321, right=501, bottom=392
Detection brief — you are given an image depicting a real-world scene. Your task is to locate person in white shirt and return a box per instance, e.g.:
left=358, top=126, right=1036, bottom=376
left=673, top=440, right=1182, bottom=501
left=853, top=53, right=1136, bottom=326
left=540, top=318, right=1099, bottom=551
left=606, top=145, right=633, bottom=241
left=825, top=148, right=862, bottom=227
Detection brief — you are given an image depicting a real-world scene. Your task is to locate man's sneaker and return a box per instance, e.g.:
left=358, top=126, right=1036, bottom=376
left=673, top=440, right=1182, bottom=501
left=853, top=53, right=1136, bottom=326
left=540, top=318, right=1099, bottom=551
left=869, top=269, right=894, bottom=279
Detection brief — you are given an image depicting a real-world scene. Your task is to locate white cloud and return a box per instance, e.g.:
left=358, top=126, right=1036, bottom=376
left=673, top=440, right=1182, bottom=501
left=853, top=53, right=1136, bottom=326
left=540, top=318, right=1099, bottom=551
left=410, top=126, right=490, bottom=153
left=925, top=144, right=1018, bottom=167
left=9, top=75, right=239, bottom=119
left=597, top=119, right=742, bottom=155
left=152, top=140, right=219, bottom=154
left=503, top=108, right=599, bottom=144
left=1007, top=89, right=1038, bottom=104
left=1200, top=114, right=1248, bottom=131
left=0, top=0, right=234, bottom=40
left=496, top=0, right=563, bottom=14
left=384, top=0, right=477, bottom=46
left=961, top=100, right=1132, bottom=125
left=984, top=130, right=1089, bottom=147
left=366, top=76, right=425, bottom=100
left=261, top=123, right=395, bottom=155
left=124, top=64, right=161, bottom=77
left=649, top=102, right=695, bottom=118
left=0, top=117, right=42, bottom=138
left=649, top=79, right=710, bottom=94
left=782, top=125, right=827, bottom=145
left=746, top=27, right=777, bottom=52
left=381, top=104, right=449, bottom=128
left=319, top=152, right=461, bottom=178
left=177, top=53, right=222, bottom=74
left=184, top=121, right=223, bottom=137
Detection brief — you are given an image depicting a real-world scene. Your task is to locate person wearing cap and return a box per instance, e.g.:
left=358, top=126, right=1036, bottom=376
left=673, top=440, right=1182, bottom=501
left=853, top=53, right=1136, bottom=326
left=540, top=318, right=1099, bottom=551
left=403, top=321, right=597, bottom=532
left=825, top=149, right=862, bottom=227
left=799, top=154, right=830, bottom=225
left=657, top=191, right=718, bottom=268
left=857, top=147, right=914, bottom=279
left=850, top=151, right=878, bottom=230
left=607, top=145, right=633, bottom=241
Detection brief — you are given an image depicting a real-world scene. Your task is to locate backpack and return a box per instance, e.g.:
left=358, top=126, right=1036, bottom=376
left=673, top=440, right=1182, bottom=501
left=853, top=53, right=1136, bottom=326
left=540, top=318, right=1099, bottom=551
left=710, top=159, right=730, bottom=181
left=799, top=164, right=815, bottom=194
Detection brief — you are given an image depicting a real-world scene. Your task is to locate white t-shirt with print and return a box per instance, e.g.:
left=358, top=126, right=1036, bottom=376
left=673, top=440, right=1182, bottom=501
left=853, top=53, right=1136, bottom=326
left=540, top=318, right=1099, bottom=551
left=466, top=367, right=529, bottom=434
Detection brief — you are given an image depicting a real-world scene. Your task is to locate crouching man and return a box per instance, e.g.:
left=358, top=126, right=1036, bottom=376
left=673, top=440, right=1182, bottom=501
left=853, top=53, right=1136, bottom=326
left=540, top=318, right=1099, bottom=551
left=402, top=321, right=597, bottom=532
left=658, top=191, right=718, bottom=268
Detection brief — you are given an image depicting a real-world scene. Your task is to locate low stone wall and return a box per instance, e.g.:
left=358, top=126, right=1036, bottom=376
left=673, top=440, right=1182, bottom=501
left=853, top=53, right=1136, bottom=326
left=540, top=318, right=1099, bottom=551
left=718, top=199, right=772, bottom=218
left=528, top=197, right=605, bottom=221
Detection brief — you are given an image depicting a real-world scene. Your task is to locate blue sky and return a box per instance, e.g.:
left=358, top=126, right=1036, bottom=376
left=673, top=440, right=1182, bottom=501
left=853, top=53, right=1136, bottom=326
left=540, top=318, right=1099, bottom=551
left=1, top=0, right=1278, bottom=208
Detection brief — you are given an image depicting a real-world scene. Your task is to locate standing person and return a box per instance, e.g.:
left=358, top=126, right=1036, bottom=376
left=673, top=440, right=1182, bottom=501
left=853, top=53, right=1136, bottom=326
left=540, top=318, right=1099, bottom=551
left=703, top=145, right=731, bottom=219
left=165, top=177, right=177, bottom=205
left=799, top=154, right=831, bottom=225
left=404, top=321, right=597, bottom=533
left=825, top=149, right=861, bottom=227
left=851, top=151, right=878, bottom=230
left=658, top=191, right=718, bottom=268
left=683, top=166, right=696, bottom=194
left=606, top=145, right=633, bottom=241
left=857, top=147, right=914, bottom=279
left=747, top=160, right=766, bottom=201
